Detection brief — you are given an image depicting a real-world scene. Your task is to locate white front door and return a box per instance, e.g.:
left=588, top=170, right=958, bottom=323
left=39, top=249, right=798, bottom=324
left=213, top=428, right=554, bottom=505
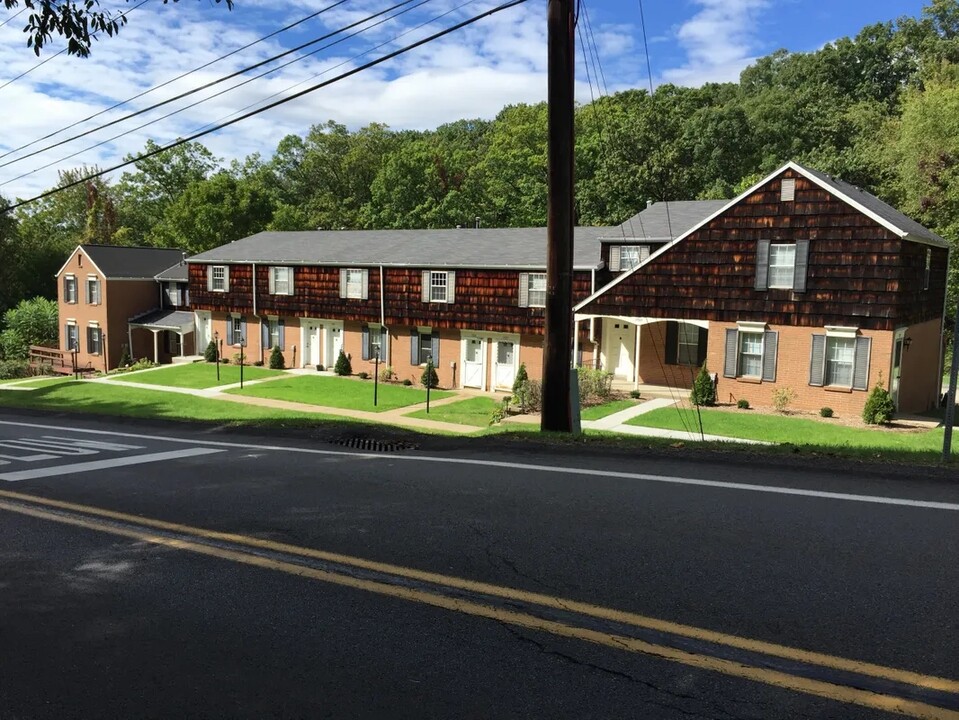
left=195, top=312, right=211, bottom=348
left=302, top=322, right=321, bottom=367
left=463, top=337, right=484, bottom=389
left=493, top=340, right=517, bottom=389
left=325, top=323, right=343, bottom=367
left=605, top=320, right=636, bottom=381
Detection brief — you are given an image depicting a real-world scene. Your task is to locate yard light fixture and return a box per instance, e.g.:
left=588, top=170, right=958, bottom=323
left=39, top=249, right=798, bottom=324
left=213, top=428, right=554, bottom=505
left=426, top=353, right=433, bottom=414
left=214, top=330, right=220, bottom=382
left=373, top=346, right=380, bottom=407
left=235, top=341, right=244, bottom=389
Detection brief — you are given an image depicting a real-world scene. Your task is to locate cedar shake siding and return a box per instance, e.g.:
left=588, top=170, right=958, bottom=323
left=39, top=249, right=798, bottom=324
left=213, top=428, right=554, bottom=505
left=580, top=169, right=948, bottom=331
left=191, top=264, right=596, bottom=336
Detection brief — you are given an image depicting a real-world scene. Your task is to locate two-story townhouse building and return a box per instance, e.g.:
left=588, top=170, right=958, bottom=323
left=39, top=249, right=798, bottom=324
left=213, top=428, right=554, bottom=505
left=186, top=226, right=617, bottom=390
left=56, top=245, right=188, bottom=370
left=575, top=162, right=949, bottom=415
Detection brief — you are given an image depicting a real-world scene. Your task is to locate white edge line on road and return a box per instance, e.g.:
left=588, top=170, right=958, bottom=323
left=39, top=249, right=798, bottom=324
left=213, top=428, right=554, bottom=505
left=0, top=447, right=224, bottom=482
left=0, top=420, right=956, bottom=511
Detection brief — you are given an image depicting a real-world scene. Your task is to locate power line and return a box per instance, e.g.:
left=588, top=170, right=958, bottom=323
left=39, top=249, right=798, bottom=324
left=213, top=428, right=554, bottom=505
left=1, top=0, right=435, bottom=189
left=0, top=0, right=151, bottom=93
left=4, top=0, right=529, bottom=212
left=0, top=0, right=350, bottom=163
left=0, top=0, right=416, bottom=171
left=0, top=6, right=25, bottom=28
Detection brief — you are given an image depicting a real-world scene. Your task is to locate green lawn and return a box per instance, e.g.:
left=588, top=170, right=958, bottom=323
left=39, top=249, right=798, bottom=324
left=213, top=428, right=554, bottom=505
left=406, top=396, right=500, bottom=426
left=628, top=407, right=945, bottom=453
left=580, top=398, right=639, bottom=421
left=228, top=375, right=453, bottom=412
left=120, top=362, right=284, bottom=389
left=0, top=376, right=73, bottom=387
left=0, top=380, right=344, bottom=425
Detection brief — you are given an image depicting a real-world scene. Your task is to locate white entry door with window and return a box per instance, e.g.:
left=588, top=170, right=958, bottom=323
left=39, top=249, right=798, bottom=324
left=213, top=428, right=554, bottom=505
left=301, top=321, right=321, bottom=367
left=462, top=336, right=485, bottom=389
left=325, top=322, right=343, bottom=367
left=493, top=337, right=518, bottom=389
left=604, top=320, right=636, bottom=381
left=195, top=312, right=211, bottom=348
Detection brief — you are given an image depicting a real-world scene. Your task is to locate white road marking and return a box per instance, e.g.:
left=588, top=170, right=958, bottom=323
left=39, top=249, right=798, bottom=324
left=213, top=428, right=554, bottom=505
left=0, top=448, right=224, bottom=482
left=0, top=420, right=955, bottom=511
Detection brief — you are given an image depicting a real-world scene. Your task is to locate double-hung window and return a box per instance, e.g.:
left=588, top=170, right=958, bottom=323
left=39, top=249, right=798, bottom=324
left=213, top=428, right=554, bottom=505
left=362, top=324, right=386, bottom=361
left=723, top=323, right=778, bottom=382
left=65, top=323, right=79, bottom=351
left=411, top=328, right=438, bottom=366
left=755, top=239, right=809, bottom=292
left=267, top=318, right=280, bottom=349
left=86, top=277, right=100, bottom=305
left=924, top=249, right=932, bottom=290
left=339, top=268, right=368, bottom=299
left=609, top=245, right=650, bottom=272
left=809, top=328, right=870, bottom=390
left=519, top=273, right=546, bottom=308
left=677, top=324, right=700, bottom=366
left=209, top=265, right=228, bottom=292
left=270, top=266, right=293, bottom=295
left=87, top=325, right=102, bottom=355
left=767, top=245, right=796, bottom=289
left=64, top=276, right=77, bottom=304
left=422, top=270, right=455, bottom=304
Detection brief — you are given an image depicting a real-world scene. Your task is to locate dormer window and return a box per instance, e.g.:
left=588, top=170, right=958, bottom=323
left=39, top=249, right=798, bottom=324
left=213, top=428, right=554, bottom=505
left=609, top=245, right=650, bottom=272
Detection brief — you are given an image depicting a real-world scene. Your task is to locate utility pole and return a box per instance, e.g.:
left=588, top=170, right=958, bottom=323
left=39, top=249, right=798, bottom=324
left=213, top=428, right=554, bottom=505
left=942, top=307, right=959, bottom=462
left=541, top=0, right=575, bottom=433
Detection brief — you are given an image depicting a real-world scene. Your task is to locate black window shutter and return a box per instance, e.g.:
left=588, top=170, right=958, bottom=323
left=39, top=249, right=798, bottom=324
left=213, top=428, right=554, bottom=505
left=665, top=321, right=678, bottom=365
left=361, top=325, right=370, bottom=361
left=793, top=239, right=809, bottom=293
left=809, top=334, right=826, bottom=386
left=762, top=330, right=778, bottom=382
left=410, top=328, right=419, bottom=365
left=278, top=318, right=285, bottom=348
left=697, top=327, right=708, bottom=367
left=261, top=321, right=269, bottom=350
left=852, top=337, right=871, bottom=391
left=380, top=327, right=388, bottom=358
left=226, top=320, right=234, bottom=345
left=723, top=329, right=738, bottom=378
left=431, top=332, right=440, bottom=365
left=755, top=239, right=770, bottom=290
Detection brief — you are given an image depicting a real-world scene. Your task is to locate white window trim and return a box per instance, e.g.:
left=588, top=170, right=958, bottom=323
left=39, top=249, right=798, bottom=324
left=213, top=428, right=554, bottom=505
left=824, top=336, right=856, bottom=388
left=64, top=275, right=78, bottom=303
left=345, top=268, right=366, bottom=299
left=271, top=266, right=293, bottom=296
left=429, top=271, right=448, bottom=303
left=527, top=272, right=546, bottom=308
left=211, top=265, right=228, bottom=293
left=416, top=326, right=433, bottom=366
left=737, top=331, right=764, bottom=378
left=824, top=326, right=859, bottom=339
left=768, top=244, right=796, bottom=289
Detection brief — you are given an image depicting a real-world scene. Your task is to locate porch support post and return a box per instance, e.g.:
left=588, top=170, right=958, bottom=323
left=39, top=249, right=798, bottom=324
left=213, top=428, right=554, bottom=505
left=127, top=325, right=133, bottom=362
left=572, top=320, right=580, bottom=368
left=152, top=329, right=159, bottom=364
left=633, top=321, right=641, bottom=390
left=179, top=331, right=185, bottom=357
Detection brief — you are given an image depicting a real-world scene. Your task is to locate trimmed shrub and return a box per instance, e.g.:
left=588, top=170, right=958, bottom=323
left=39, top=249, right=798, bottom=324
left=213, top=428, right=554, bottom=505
left=515, top=379, right=543, bottom=413
left=512, top=363, right=529, bottom=394
left=862, top=384, right=895, bottom=425
left=489, top=396, right=512, bottom=425
left=690, top=365, right=717, bottom=406
left=118, top=344, right=133, bottom=368
left=334, top=350, right=352, bottom=376
left=252, top=360, right=264, bottom=367
left=0, top=359, right=29, bottom=380
left=357, top=371, right=369, bottom=380
left=629, top=389, right=641, bottom=399
left=204, top=340, right=218, bottom=363
left=221, top=357, right=230, bottom=364
left=421, top=364, right=439, bottom=389
left=820, top=407, right=834, bottom=418
left=772, top=387, right=796, bottom=413
left=402, top=378, right=413, bottom=386
left=269, top=345, right=285, bottom=370
left=737, top=398, right=750, bottom=409
left=379, top=366, right=395, bottom=383
left=232, top=352, right=245, bottom=366
left=577, top=367, right=614, bottom=405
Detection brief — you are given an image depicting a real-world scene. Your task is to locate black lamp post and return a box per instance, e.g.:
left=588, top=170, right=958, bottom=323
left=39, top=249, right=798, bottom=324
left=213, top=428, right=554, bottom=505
left=236, top=342, right=244, bottom=389
left=373, top=346, right=380, bottom=407
left=214, top=330, right=220, bottom=382
left=426, top=353, right=433, bottom=414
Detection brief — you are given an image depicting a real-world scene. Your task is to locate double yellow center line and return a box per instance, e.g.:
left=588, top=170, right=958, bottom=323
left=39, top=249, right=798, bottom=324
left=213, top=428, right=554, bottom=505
left=1, top=487, right=957, bottom=719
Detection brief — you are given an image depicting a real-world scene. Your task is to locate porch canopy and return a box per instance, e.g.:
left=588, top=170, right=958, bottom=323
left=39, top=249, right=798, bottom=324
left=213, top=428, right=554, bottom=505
left=128, top=309, right=194, bottom=363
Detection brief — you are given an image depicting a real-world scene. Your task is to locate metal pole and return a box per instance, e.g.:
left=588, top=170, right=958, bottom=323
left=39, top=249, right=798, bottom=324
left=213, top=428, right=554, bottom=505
left=215, top=332, right=220, bottom=382
left=426, top=354, right=433, bottom=413
left=374, top=348, right=379, bottom=407
left=541, top=0, right=575, bottom=433
left=942, top=306, right=959, bottom=462
left=239, top=343, right=244, bottom=389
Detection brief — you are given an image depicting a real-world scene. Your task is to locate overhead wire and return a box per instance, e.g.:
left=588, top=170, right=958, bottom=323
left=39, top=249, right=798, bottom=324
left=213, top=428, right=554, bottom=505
left=0, top=0, right=415, bottom=171
left=0, top=0, right=351, bottom=163
left=0, top=0, right=152, bottom=93
left=3, top=0, right=530, bottom=212
left=0, top=6, right=25, bottom=28
left=0, top=0, right=436, bottom=189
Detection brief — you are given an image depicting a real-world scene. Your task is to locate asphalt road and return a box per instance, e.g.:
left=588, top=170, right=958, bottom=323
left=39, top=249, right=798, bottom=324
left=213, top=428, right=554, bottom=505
left=0, top=410, right=957, bottom=719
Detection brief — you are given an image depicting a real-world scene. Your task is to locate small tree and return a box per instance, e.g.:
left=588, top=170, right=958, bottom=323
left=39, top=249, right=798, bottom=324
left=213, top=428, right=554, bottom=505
left=512, top=363, right=529, bottom=394
left=772, top=387, right=796, bottom=413
left=690, top=365, right=716, bottom=406
left=118, top=344, right=133, bottom=368
left=333, top=349, right=352, bottom=376
left=269, top=345, right=285, bottom=370
left=204, top=340, right=218, bottom=363
left=421, top=364, right=439, bottom=389
left=862, top=384, right=895, bottom=425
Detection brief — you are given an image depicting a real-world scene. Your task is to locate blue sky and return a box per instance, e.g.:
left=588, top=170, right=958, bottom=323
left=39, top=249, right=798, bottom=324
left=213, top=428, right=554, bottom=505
left=0, top=0, right=932, bottom=200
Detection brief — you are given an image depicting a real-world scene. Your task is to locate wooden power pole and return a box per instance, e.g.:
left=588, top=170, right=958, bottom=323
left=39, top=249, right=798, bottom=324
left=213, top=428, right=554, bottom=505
left=541, top=0, right=575, bottom=433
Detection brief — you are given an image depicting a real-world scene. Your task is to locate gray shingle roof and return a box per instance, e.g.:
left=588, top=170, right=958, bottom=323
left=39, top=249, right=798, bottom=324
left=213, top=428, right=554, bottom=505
left=795, top=163, right=948, bottom=248
left=82, top=245, right=186, bottom=279
left=128, top=308, right=194, bottom=329
left=156, top=262, right=189, bottom=282
left=604, top=200, right=729, bottom=241
left=187, top=226, right=620, bottom=270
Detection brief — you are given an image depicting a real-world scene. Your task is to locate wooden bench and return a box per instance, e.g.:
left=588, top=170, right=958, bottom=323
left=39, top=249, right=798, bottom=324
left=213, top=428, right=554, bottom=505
left=28, top=346, right=95, bottom=377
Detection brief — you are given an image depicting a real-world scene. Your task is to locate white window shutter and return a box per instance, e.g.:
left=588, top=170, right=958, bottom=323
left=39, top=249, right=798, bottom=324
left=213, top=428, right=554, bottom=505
left=362, top=269, right=369, bottom=300
left=207, top=267, right=213, bottom=291
left=339, top=269, right=347, bottom=298
left=268, top=268, right=276, bottom=294
left=723, top=328, right=738, bottom=378
left=288, top=268, right=294, bottom=295
left=223, top=267, right=230, bottom=292
left=421, top=271, right=430, bottom=302
left=447, top=271, right=455, bottom=304
left=610, top=246, right=621, bottom=272
left=518, top=273, right=529, bottom=307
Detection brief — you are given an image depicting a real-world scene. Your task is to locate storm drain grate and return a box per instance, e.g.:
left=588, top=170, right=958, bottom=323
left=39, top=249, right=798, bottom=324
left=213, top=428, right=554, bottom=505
left=330, top=437, right=418, bottom=453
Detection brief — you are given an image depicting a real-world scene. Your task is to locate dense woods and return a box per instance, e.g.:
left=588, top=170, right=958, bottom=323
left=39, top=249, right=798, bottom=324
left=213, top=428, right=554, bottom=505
left=1, top=0, right=958, bottom=316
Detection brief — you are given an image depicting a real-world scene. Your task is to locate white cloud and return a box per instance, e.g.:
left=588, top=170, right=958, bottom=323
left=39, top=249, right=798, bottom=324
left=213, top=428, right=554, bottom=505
left=659, top=0, right=769, bottom=86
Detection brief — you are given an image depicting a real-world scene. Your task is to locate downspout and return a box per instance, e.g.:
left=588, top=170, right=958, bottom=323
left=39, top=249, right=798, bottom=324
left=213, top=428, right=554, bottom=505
left=252, top=262, right=258, bottom=316
left=252, top=262, right=259, bottom=362
left=589, top=267, right=596, bottom=368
